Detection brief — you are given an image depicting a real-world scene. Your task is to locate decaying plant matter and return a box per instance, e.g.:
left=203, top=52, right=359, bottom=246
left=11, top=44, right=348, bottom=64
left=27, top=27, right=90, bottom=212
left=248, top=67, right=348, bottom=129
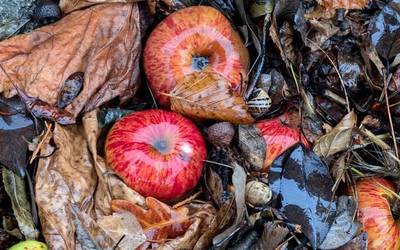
left=1, top=0, right=400, bottom=249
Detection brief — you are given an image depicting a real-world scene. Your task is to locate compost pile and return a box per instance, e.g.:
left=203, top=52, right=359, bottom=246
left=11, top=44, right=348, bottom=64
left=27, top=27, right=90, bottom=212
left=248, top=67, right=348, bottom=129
left=1, top=0, right=400, bottom=249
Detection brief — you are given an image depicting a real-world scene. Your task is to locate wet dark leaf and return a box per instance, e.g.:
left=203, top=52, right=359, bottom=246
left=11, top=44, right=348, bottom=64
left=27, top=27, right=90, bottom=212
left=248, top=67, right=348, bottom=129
left=269, top=144, right=337, bottom=248
left=254, top=222, right=289, bottom=250
left=338, top=47, right=362, bottom=91
left=99, top=108, right=134, bottom=127
left=205, top=167, right=225, bottom=207
left=369, top=0, right=400, bottom=59
left=57, top=72, right=84, bottom=109
left=226, top=227, right=260, bottom=250
left=0, top=97, right=35, bottom=176
left=319, top=196, right=361, bottom=249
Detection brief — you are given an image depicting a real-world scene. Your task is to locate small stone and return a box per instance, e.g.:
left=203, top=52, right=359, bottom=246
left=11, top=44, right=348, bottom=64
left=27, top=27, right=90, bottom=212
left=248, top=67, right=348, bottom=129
left=245, top=180, right=272, bottom=206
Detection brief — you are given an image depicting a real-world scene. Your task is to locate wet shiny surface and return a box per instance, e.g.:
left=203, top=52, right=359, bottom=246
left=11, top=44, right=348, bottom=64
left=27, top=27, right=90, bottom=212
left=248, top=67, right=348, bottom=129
left=269, top=144, right=336, bottom=248
left=105, top=109, right=206, bottom=200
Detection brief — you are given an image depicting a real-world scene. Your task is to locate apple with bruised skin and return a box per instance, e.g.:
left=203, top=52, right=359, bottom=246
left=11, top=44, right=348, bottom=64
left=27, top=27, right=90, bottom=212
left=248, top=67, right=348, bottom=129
left=357, top=178, right=400, bottom=250
left=105, top=109, right=206, bottom=200
left=256, top=113, right=309, bottom=171
left=144, top=6, right=249, bottom=106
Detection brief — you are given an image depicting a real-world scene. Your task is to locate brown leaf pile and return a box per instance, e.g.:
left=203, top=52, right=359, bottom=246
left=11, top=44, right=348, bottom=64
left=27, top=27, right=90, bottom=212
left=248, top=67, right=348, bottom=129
left=35, top=111, right=146, bottom=249
left=317, top=0, right=369, bottom=10
left=113, top=197, right=216, bottom=249
left=0, top=3, right=141, bottom=117
left=169, top=72, right=254, bottom=124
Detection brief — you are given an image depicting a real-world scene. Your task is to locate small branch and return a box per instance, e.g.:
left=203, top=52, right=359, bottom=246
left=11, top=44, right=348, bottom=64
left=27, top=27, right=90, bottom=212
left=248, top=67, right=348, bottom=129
left=383, top=72, right=399, bottom=158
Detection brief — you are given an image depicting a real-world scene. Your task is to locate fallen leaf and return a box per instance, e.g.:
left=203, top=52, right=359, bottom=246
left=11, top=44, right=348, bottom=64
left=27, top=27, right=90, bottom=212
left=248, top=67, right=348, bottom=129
left=35, top=124, right=97, bottom=249
left=317, top=0, right=369, bottom=10
left=314, top=111, right=357, bottom=157
left=369, top=0, right=400, bottom=59
left=213, top=163, right=247, bottom=247
left=169, top=72, right=254, bottom=124
left=193, top=196, right=235, bottom=250
left=226, top=227, right=260, bottom=249
left=269, top=144, right=337, bottom=248
left=59, top=0, right=140, bottom=13
left=338, top=47, right=362, bottom=91
left=205, top=167, right=225, bottom=207
left=0, top=96, right=35, bottom=176
left=338, top=232, right=368, bottom=250
left=2, top=168, right=39, bottom=240
left=331, top=154, right=348, bottom=192
left=112, top=197, right=191, bottom=249
left=0, top=3, right=141, bottom=117
left=159, top=203, right=216, bottom=250
left=254, top=222, right=289, bottom=250
left=319, top=196, right=361, bottom=249
left=97, top=212, right=146, bottom=249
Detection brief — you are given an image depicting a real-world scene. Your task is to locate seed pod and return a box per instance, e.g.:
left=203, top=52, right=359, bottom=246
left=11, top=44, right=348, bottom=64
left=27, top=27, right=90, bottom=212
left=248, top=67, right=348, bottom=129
left=57, top=72, right=84, bottom=109
left=245, top=180, right=272, bottom=206
left=207, top=122, right=235, bottom=147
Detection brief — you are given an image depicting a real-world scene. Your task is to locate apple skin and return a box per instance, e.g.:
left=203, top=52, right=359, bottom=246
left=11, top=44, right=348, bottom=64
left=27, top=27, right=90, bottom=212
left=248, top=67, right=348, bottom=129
left=144, top=6, right=249, bottom=106
left=105, top=109, right=207, bottom=200
left=357, top=178, right=400, bottom=250
left=256, top=113, right=309, bottom=171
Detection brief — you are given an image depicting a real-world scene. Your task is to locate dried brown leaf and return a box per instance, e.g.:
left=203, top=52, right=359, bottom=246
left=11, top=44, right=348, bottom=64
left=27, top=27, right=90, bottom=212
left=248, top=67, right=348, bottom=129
left=254, top=222, right=289, bottom=250
left=314, top=111, right=357, bottom=157
left=169, top=72, right=254, bottom=124
left=317, top=0, right=369, bottom=10
left=35, top=124, right=97, bottom=249
left=0, top=3, right=141, bottom=117
left=331, top=154, right=347, bottom=192
left=59, top=0, right=141, bottom=13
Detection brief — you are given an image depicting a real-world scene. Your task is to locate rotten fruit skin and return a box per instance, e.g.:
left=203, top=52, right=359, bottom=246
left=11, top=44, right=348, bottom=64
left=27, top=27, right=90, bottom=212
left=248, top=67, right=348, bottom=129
left=105, top=109, right=207, bottom=200
left=144, top=6, right=249, bottom=106
left=256, top=114, right=309, bottom=171
left=357, top=178, right=400, bottom=250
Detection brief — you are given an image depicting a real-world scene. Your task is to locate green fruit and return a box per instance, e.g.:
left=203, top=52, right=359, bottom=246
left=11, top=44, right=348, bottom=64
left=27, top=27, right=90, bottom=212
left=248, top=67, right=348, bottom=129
left=9, top=240, right=47, bottom=250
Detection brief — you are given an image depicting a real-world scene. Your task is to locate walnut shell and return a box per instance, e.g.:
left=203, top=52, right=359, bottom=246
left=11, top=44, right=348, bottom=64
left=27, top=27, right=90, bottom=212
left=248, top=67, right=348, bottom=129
left=245, top=180, right=272, bottom=206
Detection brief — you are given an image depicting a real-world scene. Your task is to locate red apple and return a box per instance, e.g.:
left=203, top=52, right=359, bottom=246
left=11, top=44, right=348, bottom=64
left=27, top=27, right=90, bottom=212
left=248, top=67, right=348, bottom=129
left=256, top=113, right=309, bottom=171
left=357, top=178, right=400, bottom=250
left=144, top=6, right=249, bottom=106
left=105, top=109, right=207, bottom=200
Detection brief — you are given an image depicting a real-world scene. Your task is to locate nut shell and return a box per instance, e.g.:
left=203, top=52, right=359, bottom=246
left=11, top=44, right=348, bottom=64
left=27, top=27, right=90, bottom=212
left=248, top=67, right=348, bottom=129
left=207, top=122, right=235, bottom=147
left=245, top=180, right=272, bottom=206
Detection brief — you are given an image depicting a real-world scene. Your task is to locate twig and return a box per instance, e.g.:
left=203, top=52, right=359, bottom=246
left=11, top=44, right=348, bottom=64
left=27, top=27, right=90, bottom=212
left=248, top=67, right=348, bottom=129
left=172, top=190, right=202, bottom=208
left=29, top=122, right=53, bottom=164
left=204, top=160, right=233, bottom=169
left=383, top=72, right=399, bottom=158
left=306, top=38, right=351, bottom=113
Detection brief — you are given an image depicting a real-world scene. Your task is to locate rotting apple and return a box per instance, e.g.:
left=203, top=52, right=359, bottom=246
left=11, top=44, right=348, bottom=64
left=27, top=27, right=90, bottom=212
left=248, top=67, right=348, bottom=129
left=105, top=109, right=207, bottom=200
left=357, top=178, right=400, bottom=250
left=256, top=113, right=309, bottom=171
left=144, top=5, right=249, bottom=106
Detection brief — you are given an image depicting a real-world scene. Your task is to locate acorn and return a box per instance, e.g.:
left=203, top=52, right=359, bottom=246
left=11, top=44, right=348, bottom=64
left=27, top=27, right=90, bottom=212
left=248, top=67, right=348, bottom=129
left=245, top=180, right=272, bottom=206
left=207, top=122, right=235, bottom=147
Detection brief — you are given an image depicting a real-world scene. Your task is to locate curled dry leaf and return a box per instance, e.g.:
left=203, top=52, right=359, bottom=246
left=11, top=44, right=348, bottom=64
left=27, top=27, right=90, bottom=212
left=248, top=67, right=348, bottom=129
left=254, top=222, right=289, bottom=250
left=112, top=197, right=193, bottom=249
left=314, top=111, right=357, bottom=158
left=316, top=0, right=369, bottom=10
left=0, top=3, right=141, bottom=117
left=169, top=72, right=254, bottom=124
